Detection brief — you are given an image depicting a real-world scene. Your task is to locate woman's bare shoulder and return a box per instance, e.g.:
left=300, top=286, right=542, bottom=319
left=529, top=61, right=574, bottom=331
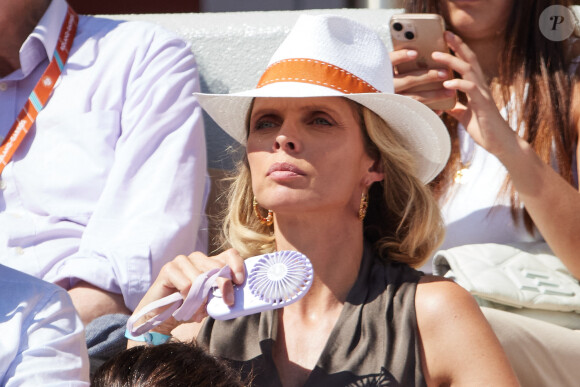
left=414, top=275, right=488, bottom=348
left=415, top=275, right=479, bottom=318
left=414, top=276, right=519, bottom=386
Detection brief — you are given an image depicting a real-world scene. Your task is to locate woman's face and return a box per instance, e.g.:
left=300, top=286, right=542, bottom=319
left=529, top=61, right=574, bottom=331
left=440, top=0, right=515, bottom=41
left=247, top=97, right=383, bottom=220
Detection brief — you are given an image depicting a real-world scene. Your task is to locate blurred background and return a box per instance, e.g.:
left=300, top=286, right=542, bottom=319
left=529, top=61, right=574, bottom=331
left=66, top=0, right=404, bottom=14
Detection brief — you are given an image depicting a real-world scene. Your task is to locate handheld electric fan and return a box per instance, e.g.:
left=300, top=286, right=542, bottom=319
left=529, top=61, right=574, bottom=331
left=207, top=250, right=313, bottom=320
left=127, top=250, right=313, bottom=336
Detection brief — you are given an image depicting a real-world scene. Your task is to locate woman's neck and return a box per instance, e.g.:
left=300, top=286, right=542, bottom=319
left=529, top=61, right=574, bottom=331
left=273, top=211, right=365, bottom=309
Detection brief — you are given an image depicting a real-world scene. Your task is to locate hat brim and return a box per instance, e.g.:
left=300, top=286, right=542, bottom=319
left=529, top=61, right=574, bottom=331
left=195, top=83, right=450, bottom=183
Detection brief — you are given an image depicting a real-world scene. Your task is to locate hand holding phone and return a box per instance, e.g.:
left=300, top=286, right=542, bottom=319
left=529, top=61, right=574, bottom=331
left=390, top=14, right=456, bottom=111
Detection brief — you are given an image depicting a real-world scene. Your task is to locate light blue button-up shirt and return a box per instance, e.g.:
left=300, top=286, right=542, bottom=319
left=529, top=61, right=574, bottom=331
left=0, top=264, right=89, bottom=385
left=0, top=0, right=209, bottom=310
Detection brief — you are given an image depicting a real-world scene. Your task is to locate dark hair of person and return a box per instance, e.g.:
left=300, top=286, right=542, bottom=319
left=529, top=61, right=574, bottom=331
left=405, top=0, right=579, bottom=234
left=91, top=341, right=248, bottom=387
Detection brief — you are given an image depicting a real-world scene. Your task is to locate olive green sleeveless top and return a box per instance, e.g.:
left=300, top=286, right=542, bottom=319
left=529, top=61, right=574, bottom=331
left=197, top=245, right=426, bottom=386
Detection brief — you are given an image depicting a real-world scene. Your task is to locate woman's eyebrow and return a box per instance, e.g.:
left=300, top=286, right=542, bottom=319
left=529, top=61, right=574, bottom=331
left=250, top=109, right=281, bottom=119
left=298, top=104, right=341, bottom=115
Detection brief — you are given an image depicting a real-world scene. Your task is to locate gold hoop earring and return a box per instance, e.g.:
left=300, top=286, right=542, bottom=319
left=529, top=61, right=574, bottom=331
left=253, top=198, right=273, bottom=226
left=359, top=192, right=369, bottom=221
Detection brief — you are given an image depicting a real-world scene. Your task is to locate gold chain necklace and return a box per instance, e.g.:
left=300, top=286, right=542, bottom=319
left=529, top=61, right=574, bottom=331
left=454, top=160, right=472, bottom=184
left=453, top=128, right=476, bottom=185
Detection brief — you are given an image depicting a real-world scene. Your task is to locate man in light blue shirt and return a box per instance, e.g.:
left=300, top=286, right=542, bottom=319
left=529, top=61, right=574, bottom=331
left=0, top=0, right=208, bottom=323
left=0, top=0, right=209, bottom=375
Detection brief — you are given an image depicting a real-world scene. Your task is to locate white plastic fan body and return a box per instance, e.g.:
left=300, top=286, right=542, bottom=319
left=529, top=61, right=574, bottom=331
left=207, top=250, right=313, bottom=320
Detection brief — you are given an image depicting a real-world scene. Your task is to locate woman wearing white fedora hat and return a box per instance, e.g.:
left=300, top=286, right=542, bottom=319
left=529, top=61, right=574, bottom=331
left=127, top=14, right=518, bottom=386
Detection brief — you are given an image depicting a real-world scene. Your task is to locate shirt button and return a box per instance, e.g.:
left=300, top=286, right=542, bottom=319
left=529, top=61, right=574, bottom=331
left=14, top=247, right=24, bottom=255
left=0, top=83, right=7, bottom=92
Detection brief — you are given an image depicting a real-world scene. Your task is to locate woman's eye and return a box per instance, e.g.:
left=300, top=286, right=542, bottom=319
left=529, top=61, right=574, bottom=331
left=312, top=117, right=331, bottom=126
left=254, top=120, right=276, bottom=130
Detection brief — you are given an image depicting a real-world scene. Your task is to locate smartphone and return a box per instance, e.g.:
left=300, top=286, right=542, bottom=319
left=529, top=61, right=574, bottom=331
left=390, top=13, right=456, bottom=111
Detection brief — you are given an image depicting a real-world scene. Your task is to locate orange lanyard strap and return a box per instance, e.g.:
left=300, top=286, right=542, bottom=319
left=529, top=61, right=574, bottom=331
left=0, top=6, right=78, bottom=175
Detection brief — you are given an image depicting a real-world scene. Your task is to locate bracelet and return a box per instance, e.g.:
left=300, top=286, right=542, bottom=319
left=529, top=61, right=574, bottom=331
left=124, top=328, right=171, bottom=345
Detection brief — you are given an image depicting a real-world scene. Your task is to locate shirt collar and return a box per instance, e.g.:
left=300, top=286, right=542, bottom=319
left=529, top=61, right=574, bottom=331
left=18, top=0, right=69, bottom=77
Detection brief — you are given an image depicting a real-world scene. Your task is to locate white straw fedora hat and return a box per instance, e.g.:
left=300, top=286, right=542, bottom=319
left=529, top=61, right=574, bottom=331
left=195, top=14, right=450, bottom=183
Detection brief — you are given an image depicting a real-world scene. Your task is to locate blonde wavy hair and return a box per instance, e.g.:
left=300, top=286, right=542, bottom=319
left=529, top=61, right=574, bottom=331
left=220, top=99, right=445, bottom=267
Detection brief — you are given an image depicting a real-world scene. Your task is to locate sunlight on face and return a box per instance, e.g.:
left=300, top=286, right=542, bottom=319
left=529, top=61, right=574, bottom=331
left=246, top=97, right=378, bottom=219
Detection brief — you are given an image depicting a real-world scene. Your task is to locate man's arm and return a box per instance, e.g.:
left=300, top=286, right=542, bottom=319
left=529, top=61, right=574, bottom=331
left=68, top=281, right=130, bottom=325
left=55, top=22, right=209, bottom=322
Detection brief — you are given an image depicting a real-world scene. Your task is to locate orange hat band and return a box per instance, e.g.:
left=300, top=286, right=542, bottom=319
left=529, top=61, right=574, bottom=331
left=257, top=58, right=379, bottom=94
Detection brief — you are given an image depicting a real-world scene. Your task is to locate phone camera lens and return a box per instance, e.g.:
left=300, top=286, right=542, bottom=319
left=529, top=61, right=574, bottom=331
left=404, top=31, right=415, bottom=40
left=393, top=22, right=403, bottom=31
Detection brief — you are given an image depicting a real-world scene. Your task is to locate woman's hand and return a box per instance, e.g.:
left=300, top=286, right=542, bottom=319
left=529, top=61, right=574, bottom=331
left=433, top=31, right=580, bottom=279
left=389, top=48, right=455, bottom=114
left=131, top=248, right=246, bottom=336
left=433, top=31, right=519, bottom=159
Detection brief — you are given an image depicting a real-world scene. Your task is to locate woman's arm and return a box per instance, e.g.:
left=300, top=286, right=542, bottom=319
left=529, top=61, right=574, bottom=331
left=127, top=249, right=246, bottom=348
left=433, top=31, right=580, bottom=279
left=415, top=276, right=519, bottom=386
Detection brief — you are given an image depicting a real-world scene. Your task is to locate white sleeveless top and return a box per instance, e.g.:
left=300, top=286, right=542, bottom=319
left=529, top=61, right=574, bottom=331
left=420, top=54, right=579, bottom=273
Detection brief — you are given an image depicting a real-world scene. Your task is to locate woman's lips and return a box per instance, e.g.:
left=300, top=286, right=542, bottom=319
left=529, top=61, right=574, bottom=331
left=266, top=162, right=306, bottom=178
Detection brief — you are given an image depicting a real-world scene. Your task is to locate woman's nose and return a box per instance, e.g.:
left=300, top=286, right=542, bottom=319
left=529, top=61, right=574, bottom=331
left=274, top=123, right=301, bottom=152
left=274, top=135, right=296, bottom=151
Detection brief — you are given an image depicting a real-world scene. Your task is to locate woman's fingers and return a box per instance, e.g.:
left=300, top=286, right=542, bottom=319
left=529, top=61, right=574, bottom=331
left=431, top=32, right=485, bottom=84
left=394, top=67, right=453, bottom=110
left=215, top=278, right=235, bottom=306
left=186, top=249, right=244, bottom=282
left=221, top=248, right=246, bottom=285
left=443, top=78, right=493, bottom=108
left=395, top=68, right=451, bottom=92
left=128, top=256, right=203, bottom=335
left=167, top=254, right=205, bottom=295
left=148, top=255, right=201, bottom=301
left=390, top=47, right=460, bottom=113
left=431, top=51, right=473, bottom=77
left=391, top=48, right=453, bottom=109
left=443, top=78, right=477, bottom=93
left=445, top=102, right=471, bottom=123
left=389, top=48, right=418, bottom=67
left=428, top=31, right=514, bottom=155
left=443, top=31, right=480, bottom=71
left=187, top=251, right=227, bottom=273
left=188, top=248, right=245, bottom=307
left=133, top=249, right=245, bottom=328
left=214, top=249, right=246, bottom=306
left=398, top=87, right=456, bottom=107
